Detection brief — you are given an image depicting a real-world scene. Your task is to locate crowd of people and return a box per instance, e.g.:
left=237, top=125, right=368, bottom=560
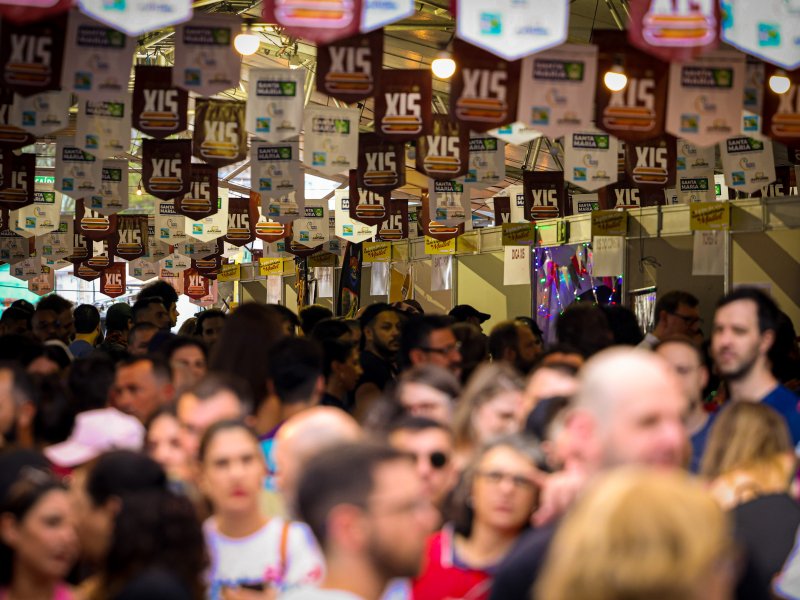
left=0, top=282, right=798, bottom=600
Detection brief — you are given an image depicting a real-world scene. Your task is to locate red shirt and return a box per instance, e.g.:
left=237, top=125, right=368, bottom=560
left=411, top=526, right=494, bottom=600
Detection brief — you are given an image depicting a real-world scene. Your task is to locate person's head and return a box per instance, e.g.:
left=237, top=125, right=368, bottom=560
left=73, top=304, right=101, bottom=342
left=401, top=315, right=462, bottom=377
left=127, top=322, right=159, bottom=356
left=655, top=337, right=709, bottom=408
left=711, top=287, right=780, bottom=385
left=565, top=347, right=688, bottom=471
left=36, top=296, right=74, bottom=344
left=602, top=304, right=645, bottom=346
left=274, top=406, right=361, bottom=509
left=322, top=338, right=363, bottom=393
left=489, top=320, right=542, bottom=375
left=198, top=420, right=264, bottom=517
left=536, top=468, right=734, bottom=600
left=771, top=310, right=800, bottom=384
left=0, top=362, right=35, bottom=447
left=194, top=309, right=226, bottom=350
left=31, top=308, right=59, bottom=344
left=176, top=373, right=253, bottom=461
left=68, top=355, right=116, bottom=414
left=177, top=317, right=197, bottom=338
left=451, top=322, right=488, bottom=383
left=394, top=364, right=461, bottom=424
left=137, top=281, right=179, bottom=328
left=388, top=416, right=457, bottom=509
left=360, top=303, right=402, bottom=359
left=310, top=318, right=353, bottom=343
left=555, top=303, right=613, bottom=358
left=145, top=408, right=191, bottom=482
left=654, top=290, right=701, bottom=339
left=524, top=396, right=572, bottom=471
left=266, top=303, right=301, bottom=336
left=112, top=357, right=173, bottom=423
left=453, top=362, right=525, bottom=451
left=451, top=436, right=543, bottom=539
left=104, top=303, right=133, bottom=335
left=520, top=361, right=579, bottom=425
left=0, top=307, right=31, bottom=337
left=297, top=442, right=438, bottom=580
left=162, top=337, right=208, bottom=394
left=0, top=468, right=77, bottom=586
left=299, top=304, right=334, bottom=336
left=265, top=337, right=324, bottom=417
left=29, top=375, right=75, bottom=447
left=131, top=297, right=170, bottom=331
left=448, top=304, right=490, bottom=332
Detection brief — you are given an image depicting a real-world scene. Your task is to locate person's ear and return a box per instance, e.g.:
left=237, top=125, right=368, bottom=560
left=0, top=513, right=20, bottom=548
left=760, top=329, right=776, bottom=356
left=16, top=401, right=35, bottom=431
left=327, top=504, right=368, bottom=552
left=408, top=348, right=425, bottom=366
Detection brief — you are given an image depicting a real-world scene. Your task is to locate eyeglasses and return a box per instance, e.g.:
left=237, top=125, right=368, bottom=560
left=670, top=312, right=702, bottom=326
left=412, top=451, right=449, bottom=470
left=419, top=342, right=461, bottom=355
left=475, top=470, right=538, bottom=491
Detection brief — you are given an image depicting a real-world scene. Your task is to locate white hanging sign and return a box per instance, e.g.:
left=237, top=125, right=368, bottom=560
left=303, top=106, right=359, bottom=176
left=76, top=0, right=192, bottom=37
left=74, top=95, right=132, bottom=159
left=720, top=136, right=776, bottom=194
left=563, top=129, right=620, bottom=192
left=246, top=69, right=305, bottom=143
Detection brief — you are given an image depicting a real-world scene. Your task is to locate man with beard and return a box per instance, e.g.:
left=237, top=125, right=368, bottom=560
left=354, top=304, right=402, bottom=416
left=488, top=320, right=542, bottom=376
left=36, top=294, right=75, bottom=344
left=711, top=287, right=800, bottom=442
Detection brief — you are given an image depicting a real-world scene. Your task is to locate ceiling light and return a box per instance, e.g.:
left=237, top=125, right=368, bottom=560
left=769, top=72, right=791, bottom=94
left=136, top=181, right=143, bottom=196
left=431, top=51, right=456, bottom=79
left=604, top=65, right=628, bottom=92
left=234, top=22, right=260, bottom=56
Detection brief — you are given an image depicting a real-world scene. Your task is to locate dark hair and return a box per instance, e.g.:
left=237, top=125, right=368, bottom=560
left=69, top=355, right=116, bottom=413
left=189, top=372, right=253, bottom=417
left=655, top=290, right=699, bottom=326
left=488, top=321, right=522, bottom=362
left=267, top=337, right=323, bottom=406
left=0, top=307, right=31, bottom=328
left=74, top=304, right=101, bottom=335
left=194, top=309, right=225, bottom=336
left=138, top=281, right=179, bottom=310
left=266, top=304, right=301, bottom=333
left=717, top=287, right=780, bottom=335
left=161, top=336, right=208, bottom=363
left=400, top=315, right=454, bottom=367
left=198, top=419, right=259, bottom=463
left=296, top=443, right=408, bottom=548
left=105, top=303, right=132, bottom=333
left=9, top=300, right=34, bottom=316
left=310, top=318, right=353, bottom=343
left=131, top=297, right=166, bottom=325
left=555, top=304, right=613, bottom=358
left=299, top=305, right=334, bottom=336
left=87, top=451, right=168, bottom=506
left=0, top=336, right=44, bottom=367
left=525, top=396, right=571, bottom=441
left=452, top=322, right=488, bottom=383
left=770, top=311, right=800, bottom=384
left=322, top=338, right=356, bottom=378
left=388, top=415, right=453, bottom=437
left=359, top=302, right=397, bottom=329
left=515, top=316, right=544, bottom=340
left=601, top=304, right=644, bottom=346
left=42, top=343, right=72, bottom=369
left=30, top=375, right=75, bottom=445
left=395, top=364, right=461, bottom=400
left=117, top=356, right=172, bottom=383
left=36, top=294, right=72, bottom=315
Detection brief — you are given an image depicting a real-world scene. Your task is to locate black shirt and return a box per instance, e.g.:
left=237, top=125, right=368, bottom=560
left=356, top=349, right=397, bottom=392
left=488, top=521, right=559, bottom=600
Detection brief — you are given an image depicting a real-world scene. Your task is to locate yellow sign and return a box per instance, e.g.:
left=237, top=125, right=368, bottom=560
left=363, top=241, right=392, bottom=263
left=591, top=210, right=628, bottom=237
left=501, top=223, right=536, bottom=246
left=457, top=231, right=480, bottom=253
left=690, top=201, right=730, bottom=231
left=424, top=236, right=457, bottom=255
left=308, top=252, right=337, bottom=268
left=217, top=263, right=241, bottom=282
left=259, top=258, right=284, bottom=277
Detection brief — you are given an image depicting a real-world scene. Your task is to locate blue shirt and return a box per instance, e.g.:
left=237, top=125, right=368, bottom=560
left=762, top=384, right=800, bottom=444
left=690, top=411, right=718, bottom=473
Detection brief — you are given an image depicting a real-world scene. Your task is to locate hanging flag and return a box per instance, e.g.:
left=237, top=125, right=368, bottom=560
left=721, top=136, right=776, bottom=194
left=0, top=228, right=34, bottom=265
left=62, top=10, right=134, bottom=100
left=263, top=0, right=363, bottom=45
left=465, top=135, right=505, bottom=187
left=357, top=132, right=405, bottom=193
left=361, top=0, right=413, bottom=32
left=595, top=31, right=669, bottom=143
left=76, top=199, right=117, bottom=241
left=110, top=215, right=148, bottom=261
left=599, top=174, right=666, bottom=209
left=246, top=68, right=305, bottom=142
left=129, top=257, right=159, bottom=282
left=223, top=195, right=257, bottom=247
left=376, top=199, right=409, bottom=241
left=523, top=170, right=566, bottom=220
left=624, top=135, right=677, bottom=192
left=0, top=91, right=35, bottom=149
left=10, top=256, right=44, bottom=282
left=627, top=0, right=719, bottom=63
left=517, top=43, right=598, bottom=140
left=762, top=64, right=800, bottom=145
left=175, top=164, right=218, bottom=221
left=173, top=13, right=241, bottom=96
left=255, top=212, right=292, bottom=245
left=676, top=138, right=715, bottom=202
left=74, top=95, right=132, bottom=159
left=487, top=122, right=542, bottom=146
left=665, top=49, right=746, bottom=147
left=316, top=30, right=383, bottom=102
left=185, top=189, right=228, bottom=242
left=194, top=99, right=247, bottom=168
left=303, top=106, right=360, bottom=176
left=455, top=0, right=568, bottom=61
left=428, top=178, right=468, bottom=228
left=55, top=137, right=103, bottom=198
left=183, top=267, right=210, bottom=300
left=85, top=238, right=113, bottom=271
left=77, top=0, right=192, bottom=36
left=374, top=69, right=433, bottom=143
left=348, top=171, right=388, bottom=227
left=721, top=0, right=800, bottom=70
left=28, top=264, right=55, bottom=295
left=0, top=14, right=67, bottom=97
left=0, top=153, right=34, bottom=211
left=294, top=199, right=332, bottom=247
left=416, top=115, right=470, bottom=180
left=0, top=0, right=72, bottom=24
left=177, top=237, right=220, bottom=260
left=88, top=159, right=128, bottom=215
left=161, top=251, right=191, bottom=275
left=142, top=139, right=192, bottom=201
left=65, top=226, right=89, bottom=265
left=420, top=192, right=464, bottom=242
left=251, top=141, right=304, bottom=224
left=10, top=90, right=72, bottom=136
left=337, top=241, right=363, bottom=318
left=334, top=188, right=376, bottom=243
left=154, top=199, right=187, bottom=245
left=132, top=66, right=188, bottom=139
left=563, top=129, right=620, bottom=192
left=9, top=190, right=59, bottom=237
left=742, top=59, right=765, bottom=137
left=99, top=261, right=125, bottom=297
left=493, top=195, right=511, bottom=225
left=37, top=215, right=74, bottom=267
left=73, top=262, right=102, bottom=281
left=450, top=38, right=520, bottom=132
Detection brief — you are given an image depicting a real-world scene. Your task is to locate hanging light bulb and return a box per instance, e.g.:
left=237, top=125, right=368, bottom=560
left=431, top=50, right=456, bottom=79
left=235, top=21, right=260, bottom=56
left=769, top=71, right=791, bottom=94
left=604, top=64, right=628, bottom=92
left=136, top=181, right=143, bottom=196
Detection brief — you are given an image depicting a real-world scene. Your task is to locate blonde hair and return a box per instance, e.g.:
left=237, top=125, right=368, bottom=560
left=536, top=468, right=733, bottom=600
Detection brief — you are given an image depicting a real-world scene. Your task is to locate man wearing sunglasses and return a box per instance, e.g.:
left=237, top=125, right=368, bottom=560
left=639, top=290, right=702, bottom=350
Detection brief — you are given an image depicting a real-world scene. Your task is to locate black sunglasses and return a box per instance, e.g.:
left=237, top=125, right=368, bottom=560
left=412, top=451, right=449, bottom=469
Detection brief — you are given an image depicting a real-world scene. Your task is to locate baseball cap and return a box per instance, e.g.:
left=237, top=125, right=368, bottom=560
left=44, top=408, right=144, bottom=468
left=449, top=304, right=490, bottom=323
left=105, top=302, right=133, bottom=332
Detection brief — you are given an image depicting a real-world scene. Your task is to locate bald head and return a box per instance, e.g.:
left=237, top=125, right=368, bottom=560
left=274, top=407, right=361, bottom=509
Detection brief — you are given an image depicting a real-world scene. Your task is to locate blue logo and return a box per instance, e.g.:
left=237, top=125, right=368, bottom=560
left=573, top=167, right=586, bottom=181
left=480, top=12, right=502, bottom=35
left=758, top=23, right=780, bottom=47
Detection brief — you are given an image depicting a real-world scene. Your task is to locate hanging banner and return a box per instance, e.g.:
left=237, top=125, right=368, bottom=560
left=0, top=1, right=72, bottom=24
left=503, top=245, right=531, bottom=285
left=285, top=238, right=323, bottom=258
left=428, top=178, right=468, bottom=228
left=10, top=256, right=42, bottom=282
left=487, top=122, right=543, bottom=146
left=295, top=198, right=332, bottom=247
left=161, top=252, right=191, bottom=275
left=0, top=91, right=35, bottom=149
left=417, top=115, right=470, bottom=180
left=173, top=13, right=241, bottom=96
left=74, top=95, right=132, bottom=159
left=595, top=31, right=669, bottom=143
left=87, top=240, right=115, bottom=274
left=186, top=189, right=228, bottom=242
left=599, top=174, right=666, bottom=209
left=77, top=0, right=192, bottom=36
left=175, top=164, right=218, bottom=221
left=65, top=227, right=89, bottom=265
left=720, top=136, right=776, bottom=194
left=517, top=43, right=598, bottom=140
left=129, top=257, right=159, bottom=282
left=9, top=190, right=59, bottom=237
left=62, top=11, right=134, bottom=100
left=676, top=138, right=715, bottom=202
left=0, top=153, right=34, bottom=211
left=466, top=135, right=505, bottom=187
left=255, top=214, right=292, bottom=245
left=303, top=106, right=360, bottom=176
left=154, top=199, right=187, bottom=245
left=193, top=99, right=247, bottom=168
left=142, top=139, right=192, bottom=201
left=455, top=0, right=568, bottom=61
left=334, top=189, right=375, bottom=244
left=88, top=159, right=128, bottom=215
left=763, top=64, right=800, bottom=145
left=336, top=241, right=363, bottom=318
left=192, top=253, right=223, bottom=279
left=361, top=0, right=413, bottom=32
left=420, top=192, right=464, bottom=243
left=665, top=49, right=746, bottom=147
left=110, top=215, right=148, bottom=261
left=376, top=198, right=408, bottom=241
left=742, top=60, right=764, bottom=137
left=73, top=262, right=102, bottom=281
left=132, top=65, right=188, bottom=139
left=263, top=0, right=362, bottom=45
left=523, top=170, right=566, bottom=220
left=55, top=137, right=103, bottom=198
left=357, top=133, right=405, bottom=194
left=450, top=38, right=520, bottom=132
left=374, top=69, right=433, bottom=143
left=28, top=265, right=55, bottom=296
left=624, top=135, right=677, bottom=192
left=504, top=184, right=527, bottom=222
left=564, top=129, right=620, bottom=191
left=493, top=195, right=511, bottom=225
left=99, top=261, right=125, bottom=297
left=183, top=267, right=210, bottom=299
left=10, top=90, right=72, bottom=136
left=721, top=0, right=800, bottom=70
left=0, top=229, right=32, bottom=264
left=0, top=14, right=67, bottom=97
left=250, top=141, right=304, bottom=213
left=690, top=201, right=730, bottom=230
left=316, top=30, right=383, bottom=102
left=223, top=195, right=257, bottom=247
left=348, top=171, right=388, bottom=227
left=591, top=210, right=628, bottom=236
left=36, top=215, right=73, bottom=267
left=177, top=237, right=219, bottom=259
left=627, top=0, right=719, bottom=63
left=76, top=200, right=116, bottom=241
left=245, top=68, right=304, bottom=142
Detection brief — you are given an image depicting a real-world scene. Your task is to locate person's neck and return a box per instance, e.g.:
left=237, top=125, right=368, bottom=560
left=456, top=520, right=520, bottom=569
left=321, top=554, right=386, bottom=600
left=726, top=363, right=778, bottom=403
left=9, top=562, right=59, bottom=600
left=326, top=377, right=347, bottom=402
left=74, top=331, right=97, bottom=345
left=214, top=508, right=267, bottom=539
left=686, top=396, right=709, bottom=436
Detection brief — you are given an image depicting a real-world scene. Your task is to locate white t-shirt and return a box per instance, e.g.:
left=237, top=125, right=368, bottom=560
left=204, top=516, right=325, bottom=599
left=280, top=588, right=365, bottom=600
